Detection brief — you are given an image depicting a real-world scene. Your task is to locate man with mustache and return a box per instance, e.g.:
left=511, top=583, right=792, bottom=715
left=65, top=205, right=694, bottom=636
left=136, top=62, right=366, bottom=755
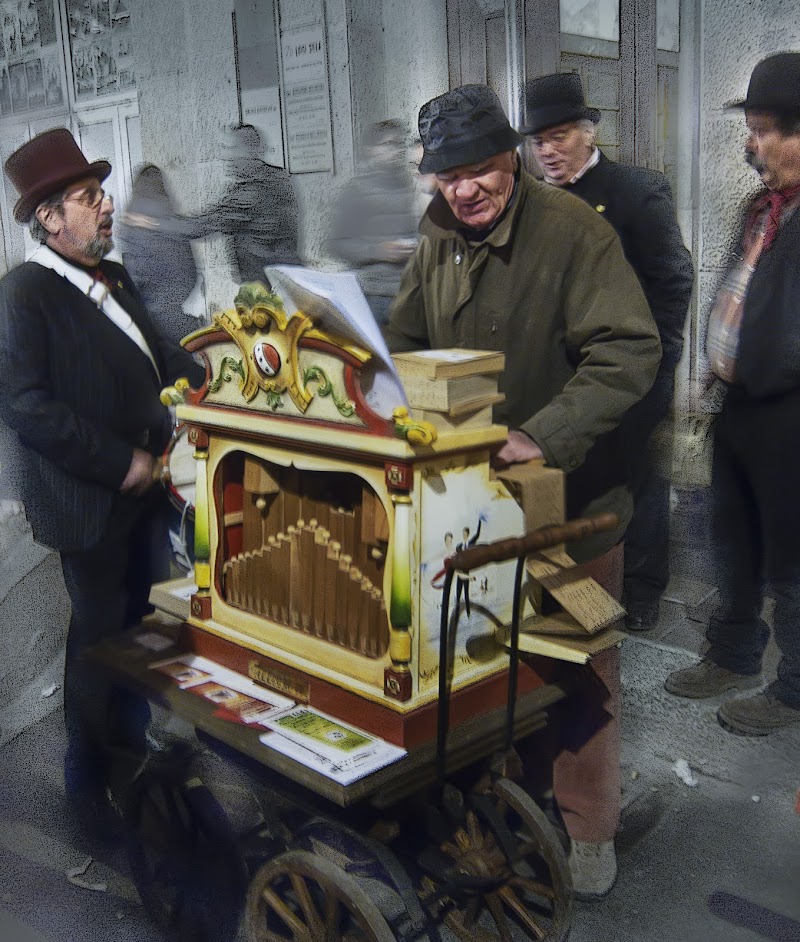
left=0, top=129, right=204, bottom=840
left=665, top=53, right=800, bottom=736
left=386, top=85, right=661, bottom=898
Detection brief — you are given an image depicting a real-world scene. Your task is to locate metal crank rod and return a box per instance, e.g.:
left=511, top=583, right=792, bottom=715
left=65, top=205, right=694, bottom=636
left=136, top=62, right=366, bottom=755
left=435, top=512, right=619, bottom=782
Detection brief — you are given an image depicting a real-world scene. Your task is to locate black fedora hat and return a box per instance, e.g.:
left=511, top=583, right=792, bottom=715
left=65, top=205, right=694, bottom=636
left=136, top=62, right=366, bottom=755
left=726, top=52, right=800, bottom=116
left=4, top=127, right=111, bottom=223
left=418, top=84, right=522, bottom=174
left=519, top=72, right=601, bottom=136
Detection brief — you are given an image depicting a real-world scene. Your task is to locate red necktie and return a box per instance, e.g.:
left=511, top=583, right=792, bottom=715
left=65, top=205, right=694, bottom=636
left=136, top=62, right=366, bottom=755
left=763, top=183, right=800, bottom=250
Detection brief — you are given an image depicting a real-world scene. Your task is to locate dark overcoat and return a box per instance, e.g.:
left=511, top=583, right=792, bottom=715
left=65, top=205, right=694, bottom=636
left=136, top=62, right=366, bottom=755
left=0, top=258, right=203, bottom=551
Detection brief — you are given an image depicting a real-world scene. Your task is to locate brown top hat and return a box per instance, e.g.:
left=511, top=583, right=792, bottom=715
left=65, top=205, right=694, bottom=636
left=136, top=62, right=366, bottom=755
left=4, top=127, right=111, bottom=223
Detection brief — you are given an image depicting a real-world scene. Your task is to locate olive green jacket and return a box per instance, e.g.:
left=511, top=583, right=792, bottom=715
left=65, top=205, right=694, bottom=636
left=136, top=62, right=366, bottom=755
left=385, top=170, right=661, bottom=558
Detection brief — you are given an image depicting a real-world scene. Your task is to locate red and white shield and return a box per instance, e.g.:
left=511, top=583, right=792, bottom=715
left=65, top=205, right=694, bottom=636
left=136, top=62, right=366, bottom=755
left=254, top=341, right=281, bottom=378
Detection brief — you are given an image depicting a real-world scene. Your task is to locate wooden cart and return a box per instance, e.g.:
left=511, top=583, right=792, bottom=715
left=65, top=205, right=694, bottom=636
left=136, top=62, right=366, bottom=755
left=93, top=284, right=624, bottom=940
left=92, top=515, right=620, bottom=942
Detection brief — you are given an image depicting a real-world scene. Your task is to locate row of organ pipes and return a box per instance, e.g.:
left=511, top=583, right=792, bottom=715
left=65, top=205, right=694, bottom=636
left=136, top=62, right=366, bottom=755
left=222, top=456, right=391, bottom=659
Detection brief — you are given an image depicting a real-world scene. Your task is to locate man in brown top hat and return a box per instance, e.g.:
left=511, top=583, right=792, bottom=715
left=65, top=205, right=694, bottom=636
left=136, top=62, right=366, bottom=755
left=386, top=84, right=661, bottom=898
left=665, top=53, right=800, bottom=736
left=520, top=72, right=694, bottom=634
left=0, top=128, right=203, bottom=840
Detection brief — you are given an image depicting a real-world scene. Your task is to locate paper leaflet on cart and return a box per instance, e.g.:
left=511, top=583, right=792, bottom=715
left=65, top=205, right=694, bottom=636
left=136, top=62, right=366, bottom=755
left=265, top=266, right=408, bottom=419
left=150, top=653, right=295, bottom=724
left=260, top=705, right=406, bottom=784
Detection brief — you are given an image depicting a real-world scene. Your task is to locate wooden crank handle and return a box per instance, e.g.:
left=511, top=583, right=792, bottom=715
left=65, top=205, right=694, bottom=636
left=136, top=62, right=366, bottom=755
left=445, top=512, right=619, bottom=573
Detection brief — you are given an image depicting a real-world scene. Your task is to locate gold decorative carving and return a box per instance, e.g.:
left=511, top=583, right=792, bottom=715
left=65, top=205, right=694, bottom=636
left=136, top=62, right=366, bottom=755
left=215, top=282, right=313, bottom=411
left=209, top=281, right=373, bottom=416
left=391, top=406, right=438, bottom=446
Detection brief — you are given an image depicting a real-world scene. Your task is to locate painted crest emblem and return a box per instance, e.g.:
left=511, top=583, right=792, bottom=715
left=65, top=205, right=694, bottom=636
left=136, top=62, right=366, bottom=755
left=254, top=341, right=281, bottom=378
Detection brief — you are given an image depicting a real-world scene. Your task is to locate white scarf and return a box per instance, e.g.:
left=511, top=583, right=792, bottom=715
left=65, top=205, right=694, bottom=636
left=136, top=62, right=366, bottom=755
left=29, top=244, right=160, bottom=380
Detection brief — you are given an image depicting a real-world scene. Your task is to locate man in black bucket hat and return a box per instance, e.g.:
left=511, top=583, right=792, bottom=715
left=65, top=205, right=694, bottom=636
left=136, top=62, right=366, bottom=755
left=665, top=52, right=800, bottom=738
left=385, top=84, right=661, bottom=898
left=521, top=72, right=694, bottom=635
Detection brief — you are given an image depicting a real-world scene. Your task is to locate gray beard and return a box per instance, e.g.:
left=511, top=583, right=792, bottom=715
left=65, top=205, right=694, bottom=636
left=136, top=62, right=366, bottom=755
left=85, top=234, right=114, bottom=262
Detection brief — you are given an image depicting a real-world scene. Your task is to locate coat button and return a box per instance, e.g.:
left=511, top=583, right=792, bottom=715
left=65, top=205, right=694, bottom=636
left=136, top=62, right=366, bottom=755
left=454, top=254, right=462, bottom=265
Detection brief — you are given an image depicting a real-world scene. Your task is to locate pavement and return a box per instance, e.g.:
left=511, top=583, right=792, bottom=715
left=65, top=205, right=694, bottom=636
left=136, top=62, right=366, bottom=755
left=1, top=595, right=798, bottom=942
left=1, top=487, right=799, bottom=941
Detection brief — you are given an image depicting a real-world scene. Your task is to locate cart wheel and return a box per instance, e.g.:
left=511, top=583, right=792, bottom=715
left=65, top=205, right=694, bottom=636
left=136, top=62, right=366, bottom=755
left=244, top=848, right=396, bottom=942
left=124, top=755, right=248, bottom=941
left=419, top=777, right=572, bottom=942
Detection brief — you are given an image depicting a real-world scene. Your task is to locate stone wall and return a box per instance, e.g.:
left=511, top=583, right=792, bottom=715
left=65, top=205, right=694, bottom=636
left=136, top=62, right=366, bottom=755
left=695, top=0, right=800, bottom=371
left=131, top=0, right=448, bottom=315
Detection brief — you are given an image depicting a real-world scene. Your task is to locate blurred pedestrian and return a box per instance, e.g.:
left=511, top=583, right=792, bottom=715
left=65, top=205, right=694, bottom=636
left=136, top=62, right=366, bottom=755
left=330, top=120, right=418, bottom=325
left=187, top=124, right=300, bottom=284
left=117, top=164, right=206, bottom=345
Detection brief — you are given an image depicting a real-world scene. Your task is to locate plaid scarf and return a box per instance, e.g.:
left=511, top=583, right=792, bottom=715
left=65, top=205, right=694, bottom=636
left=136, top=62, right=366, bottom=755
left=706, top=184, right=800, bottom=383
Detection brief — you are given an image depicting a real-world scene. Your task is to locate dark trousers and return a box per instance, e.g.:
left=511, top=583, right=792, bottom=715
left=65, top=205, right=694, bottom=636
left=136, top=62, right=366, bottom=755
left=623, top=368, right=675, bottom=609
left=455, top=575, right=471, bottom=617
left=706, top=388, right=800, bottom=708
left=61, top=491, right=168, bottom=796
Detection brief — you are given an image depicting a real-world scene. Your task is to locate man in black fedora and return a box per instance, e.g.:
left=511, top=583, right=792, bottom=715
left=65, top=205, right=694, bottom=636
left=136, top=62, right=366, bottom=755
left=386, top=84, right=661, bottom=898
left=665, top=52, right=800, bottom=736
left=0, top=128, right=204, bottom=839
left=521, top=72, right=694, bottom=634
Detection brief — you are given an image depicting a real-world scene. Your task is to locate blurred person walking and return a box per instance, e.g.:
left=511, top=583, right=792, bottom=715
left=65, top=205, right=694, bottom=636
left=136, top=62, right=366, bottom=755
left=330, top=120, right=418, bottom=325
left=187, top=124, right=300, bottom=285
left=117, top=163, right=206, bottom=345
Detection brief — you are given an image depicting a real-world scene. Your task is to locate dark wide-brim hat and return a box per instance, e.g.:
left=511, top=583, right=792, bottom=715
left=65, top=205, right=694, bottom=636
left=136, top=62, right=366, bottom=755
left=4, top=127, right=111, bottom=223
left=726, top=51, right=800, bottom=116
left=519, top=72, right=601, bottom=136
left=418, top=84, right=523, bottom=175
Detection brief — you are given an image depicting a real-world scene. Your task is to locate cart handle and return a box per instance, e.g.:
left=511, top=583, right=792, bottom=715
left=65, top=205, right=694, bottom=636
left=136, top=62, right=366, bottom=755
left=445, top=512, right=619, bottom=573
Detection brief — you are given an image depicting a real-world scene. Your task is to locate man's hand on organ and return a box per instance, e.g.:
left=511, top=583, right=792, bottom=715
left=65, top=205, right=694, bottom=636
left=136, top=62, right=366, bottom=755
left=492, top=429, right=544, bottom=467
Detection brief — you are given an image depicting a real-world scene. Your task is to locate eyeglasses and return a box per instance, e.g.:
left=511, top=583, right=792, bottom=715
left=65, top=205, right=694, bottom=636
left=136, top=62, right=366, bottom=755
left=63, top=186, right=113, bottom=210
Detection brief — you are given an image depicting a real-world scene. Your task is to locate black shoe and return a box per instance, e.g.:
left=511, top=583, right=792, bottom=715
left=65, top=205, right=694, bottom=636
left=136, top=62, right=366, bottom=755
left=65, top=787, right=126, bottom=850
left=625, top=606, right=659, bottom=632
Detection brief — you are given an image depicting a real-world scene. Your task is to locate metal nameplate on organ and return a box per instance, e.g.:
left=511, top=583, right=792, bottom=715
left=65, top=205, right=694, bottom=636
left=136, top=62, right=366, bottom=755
left=248, top=659, right=311, bottom=703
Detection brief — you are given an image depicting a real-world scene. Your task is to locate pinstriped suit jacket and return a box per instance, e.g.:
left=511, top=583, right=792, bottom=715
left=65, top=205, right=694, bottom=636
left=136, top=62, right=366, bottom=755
left=0, top=256, right=203, bottom=552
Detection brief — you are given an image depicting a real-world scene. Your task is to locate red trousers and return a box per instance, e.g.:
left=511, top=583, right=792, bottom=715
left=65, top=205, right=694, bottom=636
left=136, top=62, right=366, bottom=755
left=522, top=542, right=623, bottom=843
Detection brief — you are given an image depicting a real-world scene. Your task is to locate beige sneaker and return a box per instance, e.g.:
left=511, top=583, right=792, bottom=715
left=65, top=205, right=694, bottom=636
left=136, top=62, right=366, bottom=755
left=568, top=838, right=617, bottom=899
left=664, top=659, right=762, bottom=699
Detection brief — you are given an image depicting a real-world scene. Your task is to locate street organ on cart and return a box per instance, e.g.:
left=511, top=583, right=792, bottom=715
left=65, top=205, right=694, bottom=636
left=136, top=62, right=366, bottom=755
left=158, top=279, right=620, bottom=751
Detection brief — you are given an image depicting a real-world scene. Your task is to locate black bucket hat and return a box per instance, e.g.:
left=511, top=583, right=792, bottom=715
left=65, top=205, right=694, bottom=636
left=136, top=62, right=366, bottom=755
left=519, top=72, right=601, bottom=136
left=418, top=85, right=522, bottom=174
left=726, top=52, right=800, bottom=116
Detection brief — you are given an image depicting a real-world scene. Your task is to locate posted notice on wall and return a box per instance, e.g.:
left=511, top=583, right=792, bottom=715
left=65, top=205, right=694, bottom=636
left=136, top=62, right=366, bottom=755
left=234, top=0, right=285, bottom=168
left=280, top=23, right=333, bottom=173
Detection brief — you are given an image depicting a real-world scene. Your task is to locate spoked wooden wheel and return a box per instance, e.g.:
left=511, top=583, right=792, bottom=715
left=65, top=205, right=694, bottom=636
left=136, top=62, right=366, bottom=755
left=124, top=759, right=248, bottom=941
left=244, top=849, right=396, bottom=942
left=420, top=778, right=572, bottom=942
